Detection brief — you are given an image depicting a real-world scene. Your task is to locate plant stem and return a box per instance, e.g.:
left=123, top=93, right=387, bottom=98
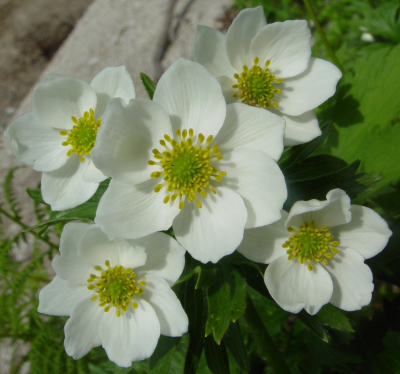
left=303, top=0, right=345, bottom=74
left=245, top=294, right=292, bottom=374
left=0, top=207, right=58, bottom=249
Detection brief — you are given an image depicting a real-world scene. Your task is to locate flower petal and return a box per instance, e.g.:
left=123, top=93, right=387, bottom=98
left=90, top=66, right=136, bottom=118
left=153, top=59, right=226, bottom=137
left=237, top=211, right=288, bottom=264
left=265, top=256, right=333, bottom=315
left=38, top=276, right=89, bottom=316
left=325, top=248, right=374, bottom=311
left=173, top=187, right=247, bottom=263
left=32, top=74, right=97, bottom=130
left=217, top=76, right=240, bottom=105
left=132, top=232, right=185, bottom=286
left=276, top=110, right=321, bottom=147
left=95, top=179, right=180, bottom=239
left=64, top=298, right=103, bottom=360
left=214, top=103, right=285, bottom=161
left=91, top=98, right=173, bottom=185
left=330, top=205, right=392, bottom=260
left=100, top=299, right=160, bottom=367
left=193, top=26, right=237, bottom=78
left=41, top=156, right=99, bottom=211
left=249, top=20, right=311, bottom=78
left=78, top=225, right=147, bottom=269
left=286, top=189, right=351, bottom=229
left=219, top=149, right=286, bottom=228
left=275, top=58, right=342, bottom=116
left=138, top=274, right=188, bottom=336
left=4, top=112, right=69, bottom=172
left=83, top=158, right=107, bottom=183
left=226, top=6, right=267, bottom=71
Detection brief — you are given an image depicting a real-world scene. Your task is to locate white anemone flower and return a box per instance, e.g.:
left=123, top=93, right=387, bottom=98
left=237, top=189, right=392, bottom=315
left=4, top=66, right=136, bottom=211
left=193, top=6, right=342, bottom=146
left=38, top=222, right=188, bottom=367
left=92, top=58, right=287, bottom=264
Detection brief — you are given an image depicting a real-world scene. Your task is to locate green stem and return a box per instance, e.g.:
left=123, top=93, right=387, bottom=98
left=245, top=294, right=292, bottom=374
left=303, top=0, right=345, bottom=74
left=0, top=207, right=58, bottom=250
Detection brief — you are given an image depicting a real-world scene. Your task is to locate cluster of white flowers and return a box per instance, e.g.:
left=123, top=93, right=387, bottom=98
left=5, top=6, right=391, bottom=368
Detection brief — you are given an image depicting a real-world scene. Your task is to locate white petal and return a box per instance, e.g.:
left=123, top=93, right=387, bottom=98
left=138, top=274, right=188, bottom=336
left=59, top=221, right=92, bottom=256
left=131, top=232, right=185, bottom=286
left=249, top=20, right=311, bottom=78
left=64, top=298, right=103, bottom=360
left=38, top=276, right=89, bottom=316
left=226, top=6, right=267, bottom=71
left=4, top=112, right=69, bottom=172
left=325, top=248, right=374, bottom=311
left=100, top=299, right=160, bottom=367
left=277, top=110, right=321, bottom=147
left=217, top=76, right=240, bottom=105
left=215, top=103, right=285, bottom=161
left=83, top=157, right=107, bottom=183
left=91, top=98, right=172, bottom=185
left=90, top=66, right=136, bottom=118
left=265, top=256, right=333, bottom=315
left=32, top=74, right=97, bottom=130
left=219, top=149, right=286, bottom=228
left=78, top=225, right=147, bottom=269
left=286, top=189, right=351, bottom=229
left=173, top=187, right=247, bottom=263
left=41, top=156, right=99, bottom=211
left=275, top=58, right=342, bottom=116
left=95, top=179, right=180, bottom=239
left=193, top=26, right=237, bottom=78
left=237, top=211, right=288, bottom=264
left=330, top=205, right=392, bottom=260
left=153, top=59, right=226, bottom=137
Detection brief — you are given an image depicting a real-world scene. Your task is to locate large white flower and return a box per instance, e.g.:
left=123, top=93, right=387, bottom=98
left=237, top=189, right=392, bottom=315
left=193, top=6, right=342, bottom=146
left=38, top=222, right=188, bottom=367
left=92, top=58, right=287, bottom=264
left=4, top=66, right=136, bottom=211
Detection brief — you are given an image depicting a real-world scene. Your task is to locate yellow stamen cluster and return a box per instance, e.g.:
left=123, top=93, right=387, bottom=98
left=232, top=58, right=283, bottom=109
left=60, top=108, right=101, bottom=162
left=283, top=221, right=339, bottom=271
left=87, top=260, right=146, bottom=317
left=148, top=128, right=226, bottom=210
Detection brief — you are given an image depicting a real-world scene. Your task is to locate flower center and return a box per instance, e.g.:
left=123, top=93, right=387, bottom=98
left=282, top=221, right=339, bottom=271
left=148, top=128, right=226, bottom=210
left=87, top=260, right=146, bottom=317
left=232, top=58, right=283, bottom=110
left=60, top=108, right=101, bottom=162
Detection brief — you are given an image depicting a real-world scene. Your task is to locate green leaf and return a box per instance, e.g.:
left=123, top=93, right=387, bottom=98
left=380, top=332, right=400, bottom=371
left=113, top=366, right=135, bottom=374
left=225, top=322, right=249, bottom=373
left=204, top=335, right=230, bottom=374
left=140, top=72, right=157, bottom=100
left=175, top=254, right=217, bottom=289
left=26, top=188, right=48, bottom=205
left=149, top=336, right=180, bottom=374
left=205, top=263, right=247, bottom=344
left=22, top=217, right=88, bottom=233
left=297, top=310, right=331, bottom=343
left=316, top=304, right=354, bottom=333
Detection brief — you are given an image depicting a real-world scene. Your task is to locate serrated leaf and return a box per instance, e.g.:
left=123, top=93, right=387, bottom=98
left=140, top=72, right=157, bottom=100
left=297, top=310, right=331, bottom=343
left=149, top=336, right=180, bottom=374
left=204, top=335, right=230, bottom=374
left=225, top=322, right=249, bottom=373
left=316, top=304, right=354, bottom=333
left=205, top=264, right=247, bottom=344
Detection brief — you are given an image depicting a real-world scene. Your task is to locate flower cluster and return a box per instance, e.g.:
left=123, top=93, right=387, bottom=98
left=4, top=6, right=391, bottom=368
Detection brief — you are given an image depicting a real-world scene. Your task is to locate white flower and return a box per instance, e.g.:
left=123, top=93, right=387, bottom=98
left=193, top=6, right=342, bottom=146
left=38, top=222, right=188, bottom=367
left=4, top=66, right=136, bottom=211
left=237, top=189, right=392, bottom=315
left=91, top=58, right=287, bottom=264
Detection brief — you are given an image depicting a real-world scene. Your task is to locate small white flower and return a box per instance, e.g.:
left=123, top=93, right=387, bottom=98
left=237, top=189, right=392, bottom=315
left=193, top=6, right=342, bottom=146
left=92, top=58, right=287, bottom=264
left=4, top=66, right=136, bottom=211
left=38, top=222, right=188, bottom=367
